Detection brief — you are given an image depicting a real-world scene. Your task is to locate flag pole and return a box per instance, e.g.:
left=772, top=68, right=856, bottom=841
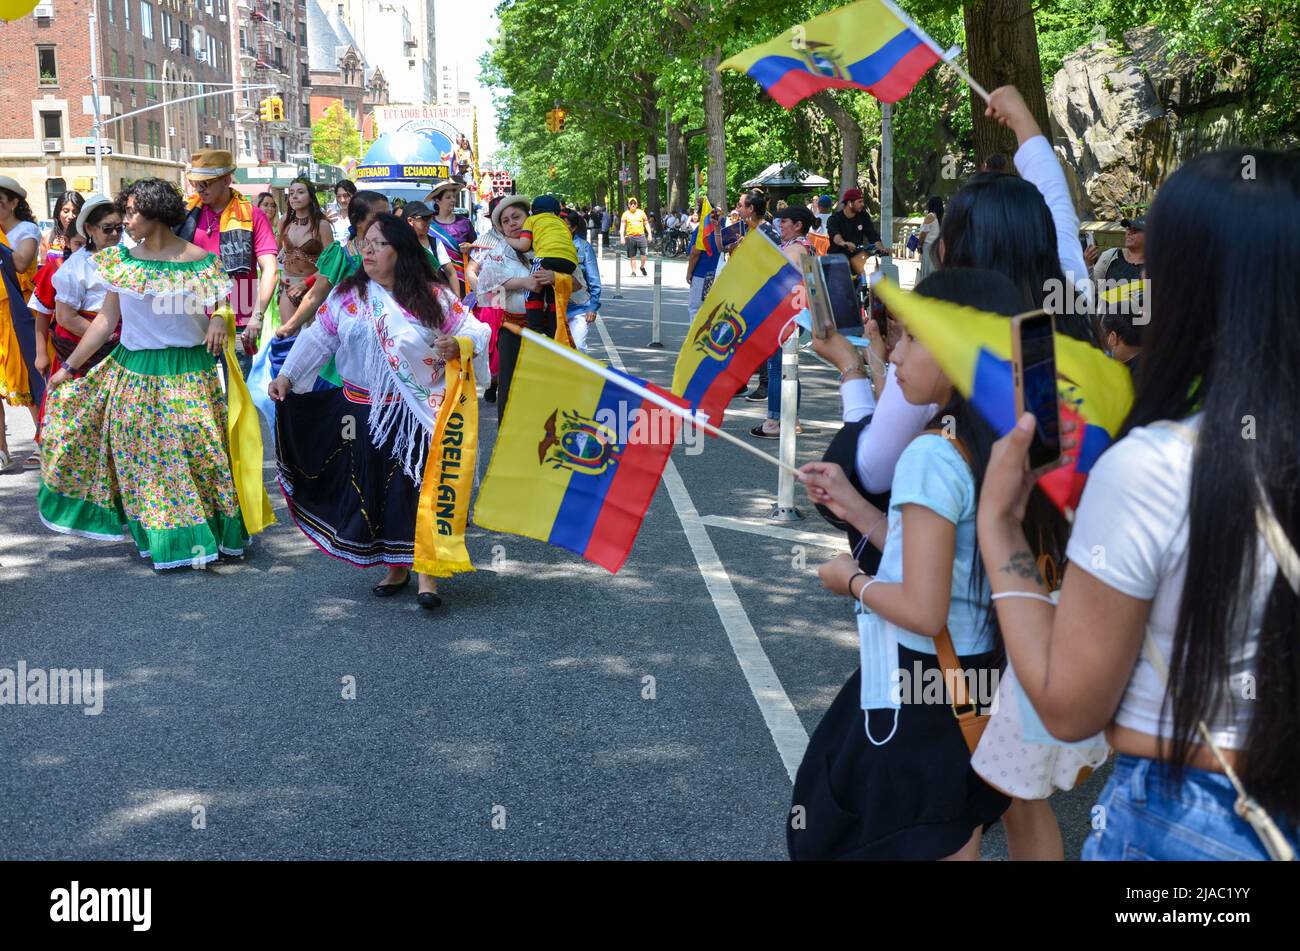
left=508, top=326, right=804, bottom=479
left=879, top=0, right=992, bottom=103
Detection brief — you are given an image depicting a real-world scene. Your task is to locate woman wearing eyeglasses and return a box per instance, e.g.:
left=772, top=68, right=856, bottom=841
left=269, top=213, right=490, bottom=609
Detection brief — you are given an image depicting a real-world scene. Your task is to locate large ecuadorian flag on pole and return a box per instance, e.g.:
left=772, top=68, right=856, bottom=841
left=475, top=330, right=686, bottom=573
left=720, top=0, right=942, bottom=108
left=671, top=231, right=804, bottom=426
left=874, top=280, right=1134, bottom=514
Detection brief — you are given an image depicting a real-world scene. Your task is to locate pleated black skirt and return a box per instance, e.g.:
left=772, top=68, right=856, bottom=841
left=275, top=388, right=420, bottom=567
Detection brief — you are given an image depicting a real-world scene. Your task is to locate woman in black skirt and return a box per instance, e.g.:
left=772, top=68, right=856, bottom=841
left=793, top=269, right=1068, bottom=860
left=268, top=214, right=489, bottom=609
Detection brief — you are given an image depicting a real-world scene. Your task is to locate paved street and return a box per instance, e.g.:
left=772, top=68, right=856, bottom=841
left=0, top=251, right=1106, bottom=859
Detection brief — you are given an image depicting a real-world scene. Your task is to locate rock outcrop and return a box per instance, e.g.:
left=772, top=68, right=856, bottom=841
left=1048, top=26, right=1249, bottom=218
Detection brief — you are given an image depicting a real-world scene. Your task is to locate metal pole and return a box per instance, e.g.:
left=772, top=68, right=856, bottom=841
left=613, top=251, right=623, bottom=299
left=769, top=330, right=802, bottom=521
left=648, top=258, right=663, bottom=348
left=597, top=233, right=603, bottom=259
left=89, top=3, right=106, bottom=195
left=877, top=103, right=899, bottom=286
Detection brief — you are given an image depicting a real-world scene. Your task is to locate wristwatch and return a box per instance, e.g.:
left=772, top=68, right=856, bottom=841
left=60, top=358, right=81, bottom=376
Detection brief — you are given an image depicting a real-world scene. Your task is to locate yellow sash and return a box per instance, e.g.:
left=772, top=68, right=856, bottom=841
left=413, top=335, right=477, bottom=576
left=220, top=305, right=276, bottom=534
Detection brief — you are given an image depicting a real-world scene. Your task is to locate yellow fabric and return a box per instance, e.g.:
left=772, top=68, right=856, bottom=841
left=523, top=213, right=578, bottom=264
left=186, top=188, right=254, bottom=236
left=552, top=272, right=573, bottom=348
left=621, top=208, right=649, bottom=237
left=219, top=305, right=275, bottom=535
left=0, top=228, right=33, bottom=406
left=413, top=335, right=478, bottom=577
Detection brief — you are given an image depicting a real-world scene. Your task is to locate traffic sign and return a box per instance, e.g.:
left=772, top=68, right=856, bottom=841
left=85, top=145, right=114, bottom=156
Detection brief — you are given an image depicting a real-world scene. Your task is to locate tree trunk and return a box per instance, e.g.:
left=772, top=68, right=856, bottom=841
left=704, top=49, right=727, bottom=209
left=810, top=90, right=861, bottom=194
left=641, top=90, right=661, bottom=221
left=963, top=0, right=1051, bottom=166
left=667, top=117, right=690, bottom=214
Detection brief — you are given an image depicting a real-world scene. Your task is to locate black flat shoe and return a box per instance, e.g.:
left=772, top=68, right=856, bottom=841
left=750, top=423, right=780, bottom=439
left=483, top=383, right=497, bottom=404
left=372, top=573, right=411, bottom=597
left=745, top=385, right=768, bottom=401
left=417, top=591, right=443, bottom=610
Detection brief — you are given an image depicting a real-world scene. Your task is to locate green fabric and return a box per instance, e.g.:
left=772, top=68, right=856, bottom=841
left=110, top=343, right=217, bottom=377
left=123, top=248, right=224, bottom=273
left=315, top=240, right=361, bottom=286
left=39, top=481, right=247, bottom=568
left=257, top=285, right=282, bottom=350
left=38, top=482, right=127, bottom=539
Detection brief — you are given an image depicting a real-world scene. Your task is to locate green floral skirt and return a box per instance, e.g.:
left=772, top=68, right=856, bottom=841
left=38, top=344, right=249, bottom=569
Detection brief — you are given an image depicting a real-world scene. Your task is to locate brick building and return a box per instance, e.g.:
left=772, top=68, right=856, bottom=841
left=0, top=0, right=237, bottom=215
left=305, top=0, right=385, bottom=134
left=230, top=0, right=312, bottom=167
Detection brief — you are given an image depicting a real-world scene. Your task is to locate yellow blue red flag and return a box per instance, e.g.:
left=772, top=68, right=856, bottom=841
left=720, top=0, right=942, bottom=108
left=671, top=231, right=804, bottom=425
left=475, top=330, right=686, bottom=573
left=695, top=197, right=715, bottom=252
left=874, top=280, right=1134, bottom=513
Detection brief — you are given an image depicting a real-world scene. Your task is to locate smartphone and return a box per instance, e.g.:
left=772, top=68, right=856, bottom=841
left=1011, top=311, right=1062, bottom=472
left=802, top=255, right=863, bottom=338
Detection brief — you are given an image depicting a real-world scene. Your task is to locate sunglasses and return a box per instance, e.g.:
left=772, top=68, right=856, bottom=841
left=96, top=223, right=124, bottom=234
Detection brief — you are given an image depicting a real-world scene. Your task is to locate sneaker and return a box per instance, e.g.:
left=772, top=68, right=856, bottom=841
left=745, top=385, right=768, bottom=402
left=733, top=385, right=749, bottom=398
left=641, top=266, right=648, bottom=276
left=483, top=383, right=497, bottom=404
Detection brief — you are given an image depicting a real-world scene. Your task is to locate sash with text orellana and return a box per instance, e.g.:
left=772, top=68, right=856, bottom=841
left=414, top=334, right=478, bottom=576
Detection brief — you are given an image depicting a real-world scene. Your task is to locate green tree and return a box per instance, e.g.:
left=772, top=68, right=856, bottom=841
left=312, top=102, right=361, bottom=167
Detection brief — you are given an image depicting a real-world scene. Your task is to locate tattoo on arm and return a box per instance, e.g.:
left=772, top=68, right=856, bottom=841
left=1000, top=549, right=1044, bottom=583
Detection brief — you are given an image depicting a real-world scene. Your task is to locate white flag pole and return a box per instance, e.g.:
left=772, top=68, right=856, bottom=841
left=512, top=327, right=804, bottom=478
left=880, top=0, right=992, bottom=103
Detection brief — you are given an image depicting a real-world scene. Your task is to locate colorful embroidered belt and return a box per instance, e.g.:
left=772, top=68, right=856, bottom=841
left=342, top=380, right=404, bottom=405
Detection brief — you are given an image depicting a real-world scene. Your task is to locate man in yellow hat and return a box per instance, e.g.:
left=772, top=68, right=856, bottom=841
left=177, top=149, right=278, bottom=377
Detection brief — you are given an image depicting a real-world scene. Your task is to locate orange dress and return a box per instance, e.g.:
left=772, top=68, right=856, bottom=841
left=0, top=225, right=40, bottom=407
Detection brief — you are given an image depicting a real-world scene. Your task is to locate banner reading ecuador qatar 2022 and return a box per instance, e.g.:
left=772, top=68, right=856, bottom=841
left=355, top=105, right=476, bottom=183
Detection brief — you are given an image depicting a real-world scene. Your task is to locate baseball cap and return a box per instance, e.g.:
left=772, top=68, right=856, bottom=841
left=532, top=194, right=562, bottom=215
left=402, top=201, right=434, bottom=219
left=1120, top=216, right=1146, bottom=231
left=775, top=205, right=815, bottom=231
left=842, top=187, right=864, bottom=204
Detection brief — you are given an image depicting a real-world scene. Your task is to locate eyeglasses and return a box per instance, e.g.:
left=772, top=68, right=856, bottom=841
left=357, top=239, right=392, bottom=252
left=97, top=224, right=124, bottom=235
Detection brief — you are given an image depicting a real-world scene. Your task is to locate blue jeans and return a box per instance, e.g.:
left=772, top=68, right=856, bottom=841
left=1083, top=754, right=1300, bottom=861
left=766, top=346, right=802, bottom=421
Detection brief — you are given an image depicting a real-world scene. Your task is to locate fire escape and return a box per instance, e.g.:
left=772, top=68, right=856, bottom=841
left=247, top=0, right=289, bottom=164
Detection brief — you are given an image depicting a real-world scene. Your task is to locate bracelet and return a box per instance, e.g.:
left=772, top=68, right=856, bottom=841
left=991, top=591, right=1056, bottom=605
left=857, top=576, right=880, bottom=611
left=838, top=362, right=867, bottom=384
left=848, top=571, right=866, bottom=596
left=60, top=358, right=81, bottom=375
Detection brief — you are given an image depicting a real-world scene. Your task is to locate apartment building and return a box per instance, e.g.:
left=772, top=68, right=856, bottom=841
left=229, top=0, right=312, bottom=167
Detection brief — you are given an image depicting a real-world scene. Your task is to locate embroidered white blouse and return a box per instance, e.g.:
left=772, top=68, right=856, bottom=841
left=52, top=247, right=111, bottom=314
left=471, top=227, right=532, bottom=313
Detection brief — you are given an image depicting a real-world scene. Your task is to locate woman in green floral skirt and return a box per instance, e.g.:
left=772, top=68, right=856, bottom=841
left=38, top=177, right=268, bottom=570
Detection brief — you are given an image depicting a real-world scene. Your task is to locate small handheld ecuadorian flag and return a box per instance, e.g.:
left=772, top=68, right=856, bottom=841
left=720, top=0, right=943, bottom=109
left=671, top=231, right=804, bottom=426
left=475, top=330, right=686, bottom=573
left=695, top=197, right=716, bottom=253
left=873, top=280, right=1134, bottom=514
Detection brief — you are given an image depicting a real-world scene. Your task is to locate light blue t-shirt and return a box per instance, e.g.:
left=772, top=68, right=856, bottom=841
left=870, top=433, right=993, bottom=657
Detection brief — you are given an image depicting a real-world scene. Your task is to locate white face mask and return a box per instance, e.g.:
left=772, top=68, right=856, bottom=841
left=857, top=604, right=901, bottom=745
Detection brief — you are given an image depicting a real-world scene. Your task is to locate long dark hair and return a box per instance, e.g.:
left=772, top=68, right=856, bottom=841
left=53, top=191, right=85, bottom=244
left=940, top=172, right=1096, bottom=346
left=0, top=186, right=36, bottom=224
left=278, top=176, right=326, bottom=245
left=347, top=190, right=388, bottom=240
left=926, top=195, right=944, bottom=222
left=1123, top=149, right=1300, bottom=818
left=914, top=269, right=1070, bottom=654
left=335, top=213, right=447, bottom=331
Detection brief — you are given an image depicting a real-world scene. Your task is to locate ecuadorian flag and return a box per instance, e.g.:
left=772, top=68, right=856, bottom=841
left=671, top=231, right=804, bottom=426
left=475, top=330, right=685, bottom=573
left=720, top=0, right=942, bottom=108
left=873, top=280, right=1134, bottom=514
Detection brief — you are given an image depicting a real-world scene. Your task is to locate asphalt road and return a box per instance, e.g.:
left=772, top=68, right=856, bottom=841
left=0, top=250, right=1106, bottom=859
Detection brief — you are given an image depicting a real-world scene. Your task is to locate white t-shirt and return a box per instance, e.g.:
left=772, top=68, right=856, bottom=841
left=1066, top=417, right=1267, bottom=749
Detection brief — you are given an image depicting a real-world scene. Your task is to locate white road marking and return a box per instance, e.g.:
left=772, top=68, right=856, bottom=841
left=593, top=316, right=809, bottom=782
left=699, top=515, right=846, bottom=550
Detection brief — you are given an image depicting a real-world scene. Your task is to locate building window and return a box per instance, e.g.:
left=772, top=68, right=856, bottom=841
left=140, top=2, right=153, bottom=40
left=41, top=111, right=62, bottom=140
left=109, top=49, right=119, bottom=82
left=145, top=62, right=157, bottom=101
left=272, top=1, right=280, bottom=23
left=124, top=0, right=130, bottom=29
left=107, top=0, right=114, bottom=24
left=132, top=118, right=138, bottom=148
left=239, top=27, right=246, bottom=51
left=38, top=46, right=58, bottom=86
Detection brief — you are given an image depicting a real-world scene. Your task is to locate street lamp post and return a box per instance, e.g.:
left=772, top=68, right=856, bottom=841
left=88, top=1, right=107, bottom=194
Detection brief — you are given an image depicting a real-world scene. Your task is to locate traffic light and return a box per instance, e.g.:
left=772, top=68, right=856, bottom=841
left=259, top=96, right=284, bottom=122
left=544, top=107, right=566, bottom=133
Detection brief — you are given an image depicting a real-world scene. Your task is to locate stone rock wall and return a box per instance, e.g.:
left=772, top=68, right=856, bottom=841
left=1048, top=26, right=1248, bottom=219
